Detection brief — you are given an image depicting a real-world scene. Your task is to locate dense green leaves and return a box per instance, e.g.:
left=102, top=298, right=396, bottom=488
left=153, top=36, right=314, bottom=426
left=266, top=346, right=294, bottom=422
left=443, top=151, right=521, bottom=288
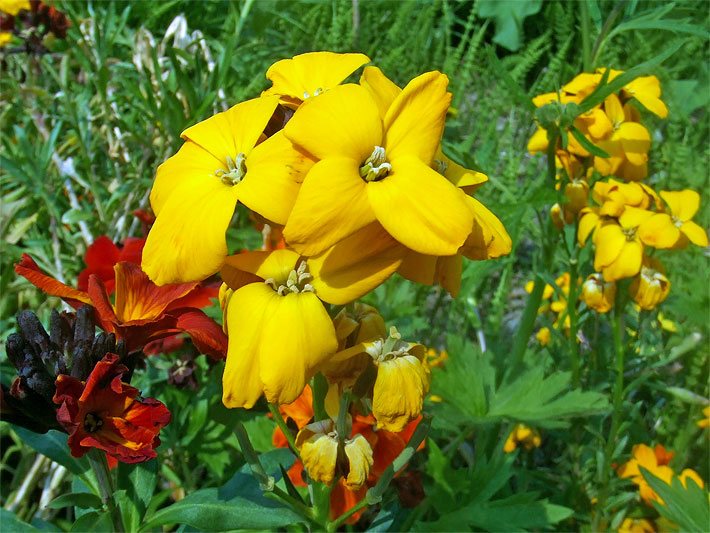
left=643, top=468, right=710, bottom=532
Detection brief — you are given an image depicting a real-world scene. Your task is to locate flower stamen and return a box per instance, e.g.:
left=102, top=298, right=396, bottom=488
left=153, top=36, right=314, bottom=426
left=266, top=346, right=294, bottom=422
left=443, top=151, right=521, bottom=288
left=360, top=146, right=392, bottom=182
left=215, top=153, right=247, bottom=185
left=265, top=261, right=315, bottom=295
left=83, top=412, right=103, bottom=433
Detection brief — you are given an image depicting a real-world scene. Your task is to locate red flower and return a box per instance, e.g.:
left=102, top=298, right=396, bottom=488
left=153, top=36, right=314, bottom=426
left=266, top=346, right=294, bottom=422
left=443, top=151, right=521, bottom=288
left=15, top=254, right=227, bottom=358
left=53, top=354, right=170, bottom=463
left=77, top=235, right=145, bottom=294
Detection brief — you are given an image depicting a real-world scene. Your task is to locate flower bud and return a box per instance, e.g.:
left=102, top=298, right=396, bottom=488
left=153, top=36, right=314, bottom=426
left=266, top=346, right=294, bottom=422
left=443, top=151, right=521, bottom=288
left=630, top=263, right=670, bottom=310
left=581, top=273, right=616, bottom=313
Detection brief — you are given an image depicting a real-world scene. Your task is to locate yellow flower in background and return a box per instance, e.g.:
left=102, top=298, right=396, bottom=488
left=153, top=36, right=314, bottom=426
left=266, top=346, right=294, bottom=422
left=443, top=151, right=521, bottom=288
left=0, top=0, right=30, bottom=15
left=425, top=347, right=449, bottom=368
left=618, top=443, right=674, bottom=504
left=639, top=190, right=708, bottom=249
left=219, top=249, right=337, bottom=408
left=618, top=518, right=655, bottom=533
left=629, top=259, right=670, bottom=311
left=581, top=273, right=616, bottom=313
left=593, top=207, right=654, bottom=281
left=283, top=71, right=474, bottom=258
left=295, top=419, right=374, bottom=490
left=143, top=96, right=314, bottom=285
left=697, top=406, right=710, bottom=429
left=366, top=327, right=430, bottom=432
left=263, top=51, right=370, bottom=108
left=0, top=32, right=12, bottom=47
left=536, top=327, right=551, bottom=346
left=503, top=424, right=542, bottom=453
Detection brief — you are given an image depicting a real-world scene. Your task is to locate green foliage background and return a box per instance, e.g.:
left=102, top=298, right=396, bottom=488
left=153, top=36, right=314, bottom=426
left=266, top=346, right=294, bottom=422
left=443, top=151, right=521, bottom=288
left=0, top=0, right=708, bottom=531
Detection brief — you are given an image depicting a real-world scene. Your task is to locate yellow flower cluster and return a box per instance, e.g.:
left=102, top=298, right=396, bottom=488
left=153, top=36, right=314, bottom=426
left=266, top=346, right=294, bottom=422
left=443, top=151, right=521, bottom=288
left=617, top=443, right=704, bottom=505
left=140, top=52, right=511, bottom=468
left=526, top=273, right=576, bottom=342
left=529, top=69, right=707, bottom=312
left=503, top=424, right=541, bottom=453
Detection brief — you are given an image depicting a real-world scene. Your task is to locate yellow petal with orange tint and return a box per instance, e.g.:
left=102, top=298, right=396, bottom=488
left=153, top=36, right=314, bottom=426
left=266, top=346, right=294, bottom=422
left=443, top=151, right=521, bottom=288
left=368, top=155, right=473, bottom=256
left=309, top=223, right=405, bottom=305
left=283, top=158, right=375, bottom=256
left=238, top=131, right=315, bottom=225
left=142, top=176, right=240, bottom=285
left=384, top=71, right=450, bottom=163
left=284, top=84, right=382, bottom=162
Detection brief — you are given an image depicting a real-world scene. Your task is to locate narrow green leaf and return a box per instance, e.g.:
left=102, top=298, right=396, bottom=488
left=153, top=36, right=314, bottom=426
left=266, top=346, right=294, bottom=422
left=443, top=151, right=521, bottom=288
left=12, top=428, right=89, bottom=476
left=46, top=492, right=103, bottom=510
left=569, top=125, right=610, bottom=158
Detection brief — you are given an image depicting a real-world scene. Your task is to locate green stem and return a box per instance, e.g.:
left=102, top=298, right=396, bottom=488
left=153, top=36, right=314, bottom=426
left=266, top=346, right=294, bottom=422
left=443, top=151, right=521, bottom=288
left=234, top=422, right=317, bottom=523
left=268, top=404, right=300, bottom=458
left=592, top=290, right=627, bottom=530
left=87, top=450, right=124, bottom=533
left=590, top=2, right=624, bottom=68
left=312, top=373, right=329, bottom=421
left=567, top=247, right=581, bottom=387
left=580, top=0, right=592, bottom=72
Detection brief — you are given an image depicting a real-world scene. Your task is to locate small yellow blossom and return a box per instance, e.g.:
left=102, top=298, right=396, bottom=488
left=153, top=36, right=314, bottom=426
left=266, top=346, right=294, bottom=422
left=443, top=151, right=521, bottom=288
left=0, top=0, right=30, bottom=16
left=697, top=406, right=710, bottom=429
left=629, top=260, right=670, bottom=311
left=536, top=327, right=551, bottom=346
left=503, top=424, right=542, bottom=453
left=639, top=190, right=708, bottom=249
left=581, top=273, right=616, bottom=313
left=618, top=518, right=655, bottom=533
left=0, top=32, right=12, bottom=47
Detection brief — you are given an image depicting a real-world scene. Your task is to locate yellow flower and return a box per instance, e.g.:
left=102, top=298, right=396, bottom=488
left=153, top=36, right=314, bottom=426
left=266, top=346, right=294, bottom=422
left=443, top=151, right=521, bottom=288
left=366, top=327, right=430, bottom=432
left=629, top=259, right=670, bottom=311
left=678, top=468, right=705, bottom=490
left=282, top=71, right=474, bottom=257
left=0, top=0, right=30, bottom=15
left=143, top=96, right=314, bottom=284
left=639, top=190, right=708, bottom=249
left=536, top=327, right=551, bottom=346
left=618, top=443, right=674, bottom=504
left=0, top=32, right=12, bottom=48
left=296, top=420, right=340, bottom=485
left=219, top=249, right=338, bottom=408
left=602, top=68, right=668, bottom=119
left=581, top=273, right=616, bottom=313
left=425, top=347, right=448, bottom=368
left=618, top=518, right=655, bottom=533
left=594, top=94, right=651, bottom=181
left=593, top=207, right=654, bottom=281
left=697, top=406, right=710, bottom=429
left=295, top=419, right=373, bottom=490
left=263, top=51, right=370, bottom=108
left=503, top=424, right=541, bottom=453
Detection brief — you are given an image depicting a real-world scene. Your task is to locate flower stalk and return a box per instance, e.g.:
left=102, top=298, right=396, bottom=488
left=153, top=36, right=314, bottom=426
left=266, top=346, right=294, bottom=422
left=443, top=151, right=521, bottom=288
left=87, top=450, right=124, bottom=533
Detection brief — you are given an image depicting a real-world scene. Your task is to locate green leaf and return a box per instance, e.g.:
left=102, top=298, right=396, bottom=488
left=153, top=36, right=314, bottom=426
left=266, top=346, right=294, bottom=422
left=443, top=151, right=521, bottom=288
left=12, top=428, right=89, bottom=476
left=139, top=448, right=300, bottom=532
left=0, top=509, right=40, bottom=532
left=642, top=468, right=710, bottom=532
left=46, top=492, right=103, bottom=510
left=69, top=511, right=112, bottom=532
left=569, top=125, right=610, bottom=158
left=476, top=0, right=543, bottom=51
left=116, top=458, right=157, bottom=531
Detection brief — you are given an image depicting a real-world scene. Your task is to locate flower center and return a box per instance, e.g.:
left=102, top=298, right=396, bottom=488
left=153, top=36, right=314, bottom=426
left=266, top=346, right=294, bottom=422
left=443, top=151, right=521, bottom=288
left=215, top=153, right=247, bottom=186
left=671, top=216, right=683, bottom=228
left=622, top=226, right=638, bottom=242
left=265, top=260, right=315, bottom=296
left=83, top=412, right=103, bottom=433
left=433, top=159, right=448, bottom=175
left=360, top=146, right=391, bottom=182
left=303, top=87, right=324, bottom=100
left=366, top=326, right=410, bottom=363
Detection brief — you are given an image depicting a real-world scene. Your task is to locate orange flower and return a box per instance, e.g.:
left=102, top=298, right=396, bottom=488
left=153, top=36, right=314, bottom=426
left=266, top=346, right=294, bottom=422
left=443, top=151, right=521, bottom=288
left=15, top=255, right=227, bottom=358
left=54, top=354, right=171, bottom=463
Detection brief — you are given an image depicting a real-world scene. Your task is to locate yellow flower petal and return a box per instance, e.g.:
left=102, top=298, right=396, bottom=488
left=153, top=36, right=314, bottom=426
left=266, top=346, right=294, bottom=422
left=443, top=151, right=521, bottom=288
left=527, top=127, right=548, bottom=153
left=373, top=354, right=430, bottom=432
left=398, top=251, right=437, bottom=286
left=660, top=190, right=700, bottom=221
left=181, top=96, right=279, bottom=162
left=602, top=240, right=643, bottom=281
left=624, top=75, right=668, bottom=119
left=258, top=292, right=338, bottom=404
left=222, top=283, right=274, bottom=408
left=461, top=196, right=512, bottom=260
left=368, top=155, right=474, bottom=255
left=344, top=435, right=374, bottom=491
left=297, top=423, right=339, bottom=485
left=283, top=158, right=375, bottom=256
left=593, top=224, right=625, bottom=270
left=360, top=66, right=401, bottom=117
left=237, top=131, right=315, bottom=225
left=616, top=122, right=651, bottom=164
left=265, top=51, right=370, bottom=102
left=284, top=84, right=382, bottom=162
left=604, top=94, right=625, bottom=125
left=222, top=249, right=299, bottom=285
left=142, top=176, right=239, bottom=285
left=638, top=213, right=680, bottom=249
left=681, top=220, right=708, bottom=247
left=309, top=223, right=404, bottom=305
left=384, top=71, right=450, bottom=163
